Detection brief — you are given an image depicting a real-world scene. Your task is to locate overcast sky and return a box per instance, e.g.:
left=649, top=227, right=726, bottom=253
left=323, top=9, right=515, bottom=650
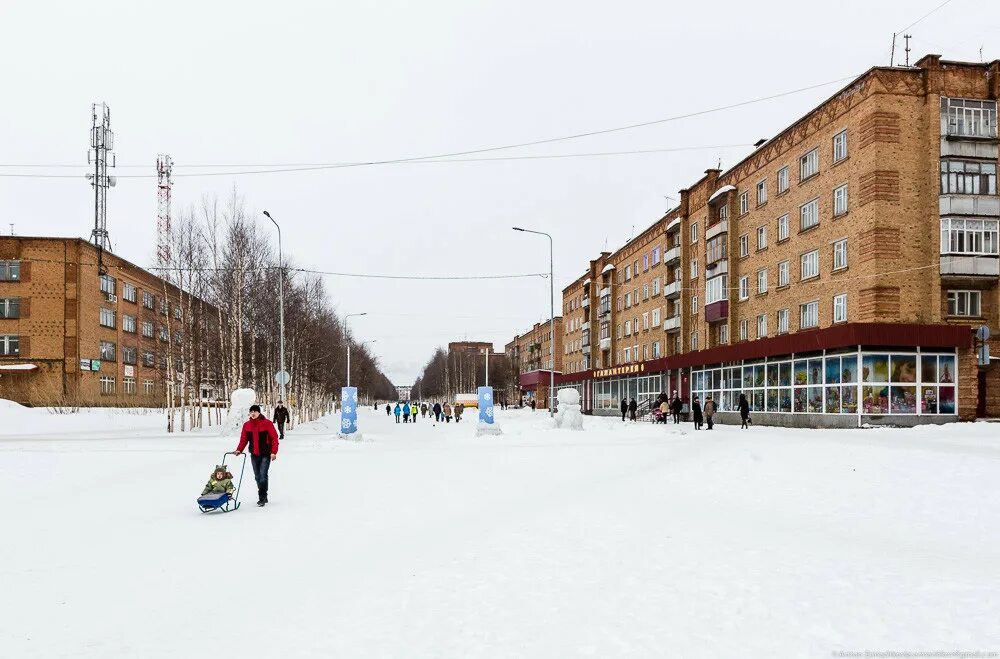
left=1, top=0, right=993, bottom=383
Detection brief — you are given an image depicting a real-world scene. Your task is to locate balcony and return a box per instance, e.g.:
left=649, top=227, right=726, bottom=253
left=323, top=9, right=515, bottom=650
left=940, top=255, right=1000, bottom=276
left=581, top=321, right=590, bottom=332
left=706, top=220, right=729, bottom=241
left=663, top=280, right=682, bottom=299
left=705, top=258, right=728, bottom=277
left=705, top=300, right=729, bottom=322
left=664, top=245, right=681, bottom=264
left=599, top=286, right=611, bottom=297
left=666, top=217, right=681, bottom=233
left=663, top=315, right=681, bottom=332
left=581, top=295, right=590, bottom=307
left=582, top=344, right=591, bottom=354
left=939, top=195, right=1000, bottom=216
left=599, top=337, right=612, bottom=351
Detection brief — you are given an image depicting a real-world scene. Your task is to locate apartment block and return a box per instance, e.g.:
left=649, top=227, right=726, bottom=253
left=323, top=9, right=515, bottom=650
left=506, top=318, right=563, bottom=408
left=551, top=55, right=1000, bottom=426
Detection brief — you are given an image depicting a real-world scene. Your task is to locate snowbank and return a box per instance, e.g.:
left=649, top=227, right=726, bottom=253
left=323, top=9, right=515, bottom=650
left=219, top=388, right=255, bottom=436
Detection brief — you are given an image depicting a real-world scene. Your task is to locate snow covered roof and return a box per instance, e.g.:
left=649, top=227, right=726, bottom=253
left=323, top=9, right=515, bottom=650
left=0, top=364, right=37, bottom=371
left=601, top=264, right=615, bottom=274
left=707, top=184, right=736, bottom=204
left=583, top=278, right=591, bottom=286
left=666, top=217, right=682, bottom=232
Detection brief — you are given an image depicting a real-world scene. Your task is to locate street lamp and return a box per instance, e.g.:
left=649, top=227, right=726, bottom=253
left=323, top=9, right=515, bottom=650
left=345, top=312, right=367, bottom=387
left=513, top=227, right=555, bottom=418
left=262, top=211, right=286, bottom=404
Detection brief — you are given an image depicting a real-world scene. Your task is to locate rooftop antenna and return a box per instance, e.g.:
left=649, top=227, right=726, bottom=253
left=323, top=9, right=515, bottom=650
left=980, top=45, right=984, bottom=62
left=904, top=34, right=912, bottom=67
left=156, top=154, right=174, bottom=272
left=9, top=224, right=13, bottom=236
left=86, top=102, right=116, bottom=273
left=890, top=33, right=897, bottom=66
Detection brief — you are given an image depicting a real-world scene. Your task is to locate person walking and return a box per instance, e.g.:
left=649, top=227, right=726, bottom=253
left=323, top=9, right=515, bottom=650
left=393, top=402, right=402, bottom=423
left=530, top=399, right=536, bottom=412
left=628, top=398, right=637, bottom=421
left=670, top=391, right=683, bottom=424
left=421, top=403, right=428, bottom=418
left=659, top=398, right=669, bottom=424
left=443, top=402, right=453, bottom=422
left=386, top=403, right=392, bottom=417
left=692, top=396, right=703, bottom=430
left=411, top=403, right=419, bottom=423
left=704, top=395, right=716, bottom=430
left=455, top=403, right=464, bottom=423
left=273, top=400, right=289, bottom=440
left=233, top=404, right=279, bottom=507
left=433, top=401, right=442, bottom=422
left=738, top=393, right=751, bottom=429
left=402, top=403, right=410, bottom=423
left=620, top=398, right=628, bottom=422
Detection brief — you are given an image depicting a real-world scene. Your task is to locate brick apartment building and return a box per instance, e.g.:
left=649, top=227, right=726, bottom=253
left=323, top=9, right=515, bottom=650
left=0, top=237, right=214, bottom=406
left=506, top=318, right=563, bottom=408
left=552, top=55, right=1000, bottom=426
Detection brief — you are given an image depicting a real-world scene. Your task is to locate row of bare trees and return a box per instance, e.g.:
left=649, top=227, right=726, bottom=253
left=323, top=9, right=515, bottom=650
left=158, top=190, right=396, bottom=431
left=411, top=347, right=514, bottom=405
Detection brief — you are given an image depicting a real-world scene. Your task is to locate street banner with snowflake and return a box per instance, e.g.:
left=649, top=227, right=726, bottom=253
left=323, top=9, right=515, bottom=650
left=341, top=386, right=358, bottom=434
left=478, top=386, right=495, bottom=424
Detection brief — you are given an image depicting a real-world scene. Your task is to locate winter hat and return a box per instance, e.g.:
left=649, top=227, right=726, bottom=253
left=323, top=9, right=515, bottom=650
left=212, top=465, right=232, bottom=479
left=249, top=404, right=261, bottom=413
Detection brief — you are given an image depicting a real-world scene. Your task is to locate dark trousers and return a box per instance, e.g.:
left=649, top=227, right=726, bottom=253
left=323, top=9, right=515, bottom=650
left=672, top=412, right=679, bottom=424
left=250, top=453, right=271, bottom=501
left=621, top=410, right=627, bottom=421
left=395, top=415, right=400, bottom=423
left=741, top=415, right=749, bottom=429
left=706, top=416, right=714, bottom=430
left=277, top=421, right=285, bottom=439
left=629, top=410, right=636, bottom=421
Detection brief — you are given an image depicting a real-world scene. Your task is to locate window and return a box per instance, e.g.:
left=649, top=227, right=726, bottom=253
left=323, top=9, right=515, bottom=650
left=778, top=308, right=790, bottom=334
left=719, top=324, right=729, bottom=345
left=143, top=291, right=155, bottom=309
left=652, top=308, right=661, bottom=326
left=757, top=314, right=768, bottom=338
left=800, top=198, right=819, bottom=230
left=100, top=341, right=116, bottom=361
left=0, top=335, right=19, bottom=356
left=691, top=332, right=699, bottom=351
left=144, top=380, right=155, bottom=395
left=739, top=191, right=750, bottom=215
left=624, top=346, right=632, bottom=362
left=778, top=261, right=789, bottom=288
left=800, top=148, right=819, bottom=180
left=707, top=236, right=727, bottom=263
left=756, top=226, right=767, bottom=250
left=140, top=321, right=154, bottom=338
left=940, top=218, right=999, bottom=255
left=834, top=184, right=849, bottom=216
left=625, top=265, right=632, bottom=281
left=100, top=376, right=116, bottom=396
left=941, top=159, right=997, bottom=195
left=624, top=320, right=632, bottom=336
left=719, top=204, right=729, bottom=222
left=652, top=341, right=661, bottom=358
left=833, top=294, right=848, bottom=323
left=738, top=276, right=749, bottom=301
left=777, top=166, right=789, bottom=194
left=941, top=98, right=997, bottom=138
left=777, top=214, right=789, bottom=241
left=123, top=346, right=137, bottom=365
left=159, top=326, right=169, bottom=341
left=739, top=320, right=748, bottom=341
left=833, top=129, right=848, bottom=162
left=123, top=282, right=137, bottom=303
left=800, top=250, right=819, bottom=280
left=100, top=307, right=116, bottom=328
left=739, top=234, right=749, bottom=257
left=757, top=268, right=768, bottom=294
left=625, top=293, right=631, bottom=308
left=652, top=277, right=661, bottom=296
left=652, top=247, right=660, bottom=265
left=100, top=274, right=116, bottom=295
left=691, top=222, right=699, bottom=244
left=174, top=305, right=182, bottom=320
left=690, top=259, right=699, bottom=279
left=0, top=261, right=21, bottom=281
left=756, top=179, right=767, bottom=206
left=643, top=284, right=649, bottom=301
left=0, top=298, right=20, bottom=319
left=947, top=290, right=982, bottom=317
left=706, top=276, right=727, bottom=305
left=833, top=239, right=848, bottom=270
left=123, top=314, right=137, bottom=333
left=642, top=312, right=649, bottom=331
left=800, top=301, right=819, bottom=328
left=691, top=295, right=699, bottom=314
left=143, top=350, right=155, bottom=367
left=643, top=255, right=649, bottom=272
left=123, top=377, right=136, bottom=395
left=642, top=344, right=649, bottom=361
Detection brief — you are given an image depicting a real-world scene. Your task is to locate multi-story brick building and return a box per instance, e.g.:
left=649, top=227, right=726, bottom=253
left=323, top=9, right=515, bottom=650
left=506, top=318, right=563, bottom=408
left=553, top=55, right=999, bottom=425
left=0, top=236, right=216, bottom=406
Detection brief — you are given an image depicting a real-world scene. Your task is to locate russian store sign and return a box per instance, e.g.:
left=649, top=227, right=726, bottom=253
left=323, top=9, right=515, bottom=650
left=594, top=363, right=645, bottom=379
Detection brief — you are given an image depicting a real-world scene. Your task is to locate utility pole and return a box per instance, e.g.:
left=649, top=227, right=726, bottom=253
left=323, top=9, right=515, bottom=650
left=87, top=102, right=116, bottom=272
left=904, top=34, right=912, bottom=67
left=156, top=155, right=173, bottom=270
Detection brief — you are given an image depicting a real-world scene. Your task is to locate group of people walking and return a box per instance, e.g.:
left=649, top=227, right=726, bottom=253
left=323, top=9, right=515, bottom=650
left=386, top=401, right=466, bottom=424
left=689, top=392, right=752, bottom=430
left=620, top=390, right=753, bottom=431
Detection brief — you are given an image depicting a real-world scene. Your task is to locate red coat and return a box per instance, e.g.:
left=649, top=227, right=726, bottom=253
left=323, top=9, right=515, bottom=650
left=236, top=417, right=280, bottom=456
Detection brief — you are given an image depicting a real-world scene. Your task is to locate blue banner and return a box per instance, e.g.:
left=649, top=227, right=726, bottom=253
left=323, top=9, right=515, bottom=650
left=478, top=386, right=494, bottom=424
left=341, top=387, right=358, bottom=434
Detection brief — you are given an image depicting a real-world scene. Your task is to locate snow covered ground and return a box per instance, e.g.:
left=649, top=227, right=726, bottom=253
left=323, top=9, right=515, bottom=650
left=2, top=404, right=999, bottom=657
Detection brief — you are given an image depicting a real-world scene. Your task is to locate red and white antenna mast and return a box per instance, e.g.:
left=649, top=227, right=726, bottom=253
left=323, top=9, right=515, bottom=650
left=156, top=154, right=173, bottom=270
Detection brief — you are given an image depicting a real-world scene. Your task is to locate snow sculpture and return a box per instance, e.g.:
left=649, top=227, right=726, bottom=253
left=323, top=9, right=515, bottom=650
left=220, top=388, right=257, bottom=436
left=553, top=387, right=584, bottom=431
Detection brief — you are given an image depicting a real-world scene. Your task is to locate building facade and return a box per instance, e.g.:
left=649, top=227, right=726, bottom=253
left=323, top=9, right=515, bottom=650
left=0, top=237, right=215, bottom=407
left=553, top=56, right=1000, bottom=425
left=507, top=318, right=564, bottom=408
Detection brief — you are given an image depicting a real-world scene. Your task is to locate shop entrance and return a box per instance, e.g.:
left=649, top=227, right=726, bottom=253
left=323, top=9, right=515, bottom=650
left=977, top=370, right=986, bottom=418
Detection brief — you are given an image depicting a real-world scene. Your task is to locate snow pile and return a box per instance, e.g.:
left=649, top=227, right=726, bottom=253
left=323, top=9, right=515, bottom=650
left=475, top=422, right=503, bottom=437
left=219, top=388, right=256, bottom=437
left=0, top=400, right=166, bottom=437
left=553, top=387, right=584, bottom=431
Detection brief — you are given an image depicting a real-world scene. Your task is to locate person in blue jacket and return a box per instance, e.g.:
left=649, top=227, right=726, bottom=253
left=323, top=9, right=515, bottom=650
left=393, top=402, right=402, bottom=423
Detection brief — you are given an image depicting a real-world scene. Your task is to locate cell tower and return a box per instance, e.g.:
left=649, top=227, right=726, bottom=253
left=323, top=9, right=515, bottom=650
left=156, top=154, right=174, bottom=269
left=87, top=103, right=116, bottom=258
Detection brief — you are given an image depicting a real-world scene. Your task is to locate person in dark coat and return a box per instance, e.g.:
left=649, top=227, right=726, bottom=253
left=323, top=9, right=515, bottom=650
left=386, top=403, right=392, bottom=416
left=233, top=404, right=279, bottom=506
left=738, top=393, right=751, bottom=429
left=620, top=398, right=628, bottom=422
left=530, top=399, right=536, bottom=411
left=670, top=391, right=683, bottom=424
left=273, top=400, right=289, bottom=439
left=628, top=398, right=637, bottom=421
left=433, top=402, right=443, bottom=422
left=704, top=395, right=716, bottom=430
left=692, top=396, right=703, bottom=430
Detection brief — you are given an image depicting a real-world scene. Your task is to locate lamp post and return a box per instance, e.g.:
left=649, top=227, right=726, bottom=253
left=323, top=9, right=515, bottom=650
left=262, top=211, right=286, bottom=404
left=345, top=312, right=367, bottom=388
left=513, top=227, right=555, bottom=418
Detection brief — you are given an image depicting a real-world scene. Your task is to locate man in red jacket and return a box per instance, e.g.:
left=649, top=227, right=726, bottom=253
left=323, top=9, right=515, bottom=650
left=234, top=404, right=279, bottom=507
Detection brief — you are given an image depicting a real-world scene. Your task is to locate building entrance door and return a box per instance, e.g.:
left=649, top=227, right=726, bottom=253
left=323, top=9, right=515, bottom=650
left=977, top=370, right=986, bottom=418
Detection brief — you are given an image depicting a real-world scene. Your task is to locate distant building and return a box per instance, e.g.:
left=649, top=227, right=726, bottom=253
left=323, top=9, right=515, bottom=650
left=505, top=319, right=563, bottom=408
left=395, top=385, right=412, bottom=401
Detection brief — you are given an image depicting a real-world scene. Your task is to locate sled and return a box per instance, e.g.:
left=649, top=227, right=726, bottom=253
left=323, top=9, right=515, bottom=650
left=197, top=451, right=247, bottom=514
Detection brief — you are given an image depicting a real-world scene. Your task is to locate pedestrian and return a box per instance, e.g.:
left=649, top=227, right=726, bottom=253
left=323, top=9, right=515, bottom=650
left=233, top=404, right=279, bottom=507
left=402, top=403, right=410, bottom=423
left=394, top=403, right=402, bottom=423
left=739, top=393, right=751, bottom=429
left=411, top=403, right=419, bottom=423
left=659, top=398, right=669, bottom=424
left=386, top=403, right=392, bottom=417
left=443, top=402, right=453, bottom=422
left=455, top=403, right=464, bottom=423
left=692, top=396, right=703, bottom=430
left=670, top=391, right=683, bottom=424
left=530, top=399, right=536, bottom=411
left=704, top=395, right=716, bottom=430
left=273, top=400, right=289, bottom=440
left=628, top=397, right=637, bottom=422
left=421, top=403, right=428, bottom=418
left=433, top=401, right=442, bottom=422
left=620, top=398, right=628, bottom=422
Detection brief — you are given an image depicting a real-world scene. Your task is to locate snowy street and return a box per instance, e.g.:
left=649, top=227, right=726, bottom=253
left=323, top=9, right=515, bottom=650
left=2, top=407, right=999, bottom=657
